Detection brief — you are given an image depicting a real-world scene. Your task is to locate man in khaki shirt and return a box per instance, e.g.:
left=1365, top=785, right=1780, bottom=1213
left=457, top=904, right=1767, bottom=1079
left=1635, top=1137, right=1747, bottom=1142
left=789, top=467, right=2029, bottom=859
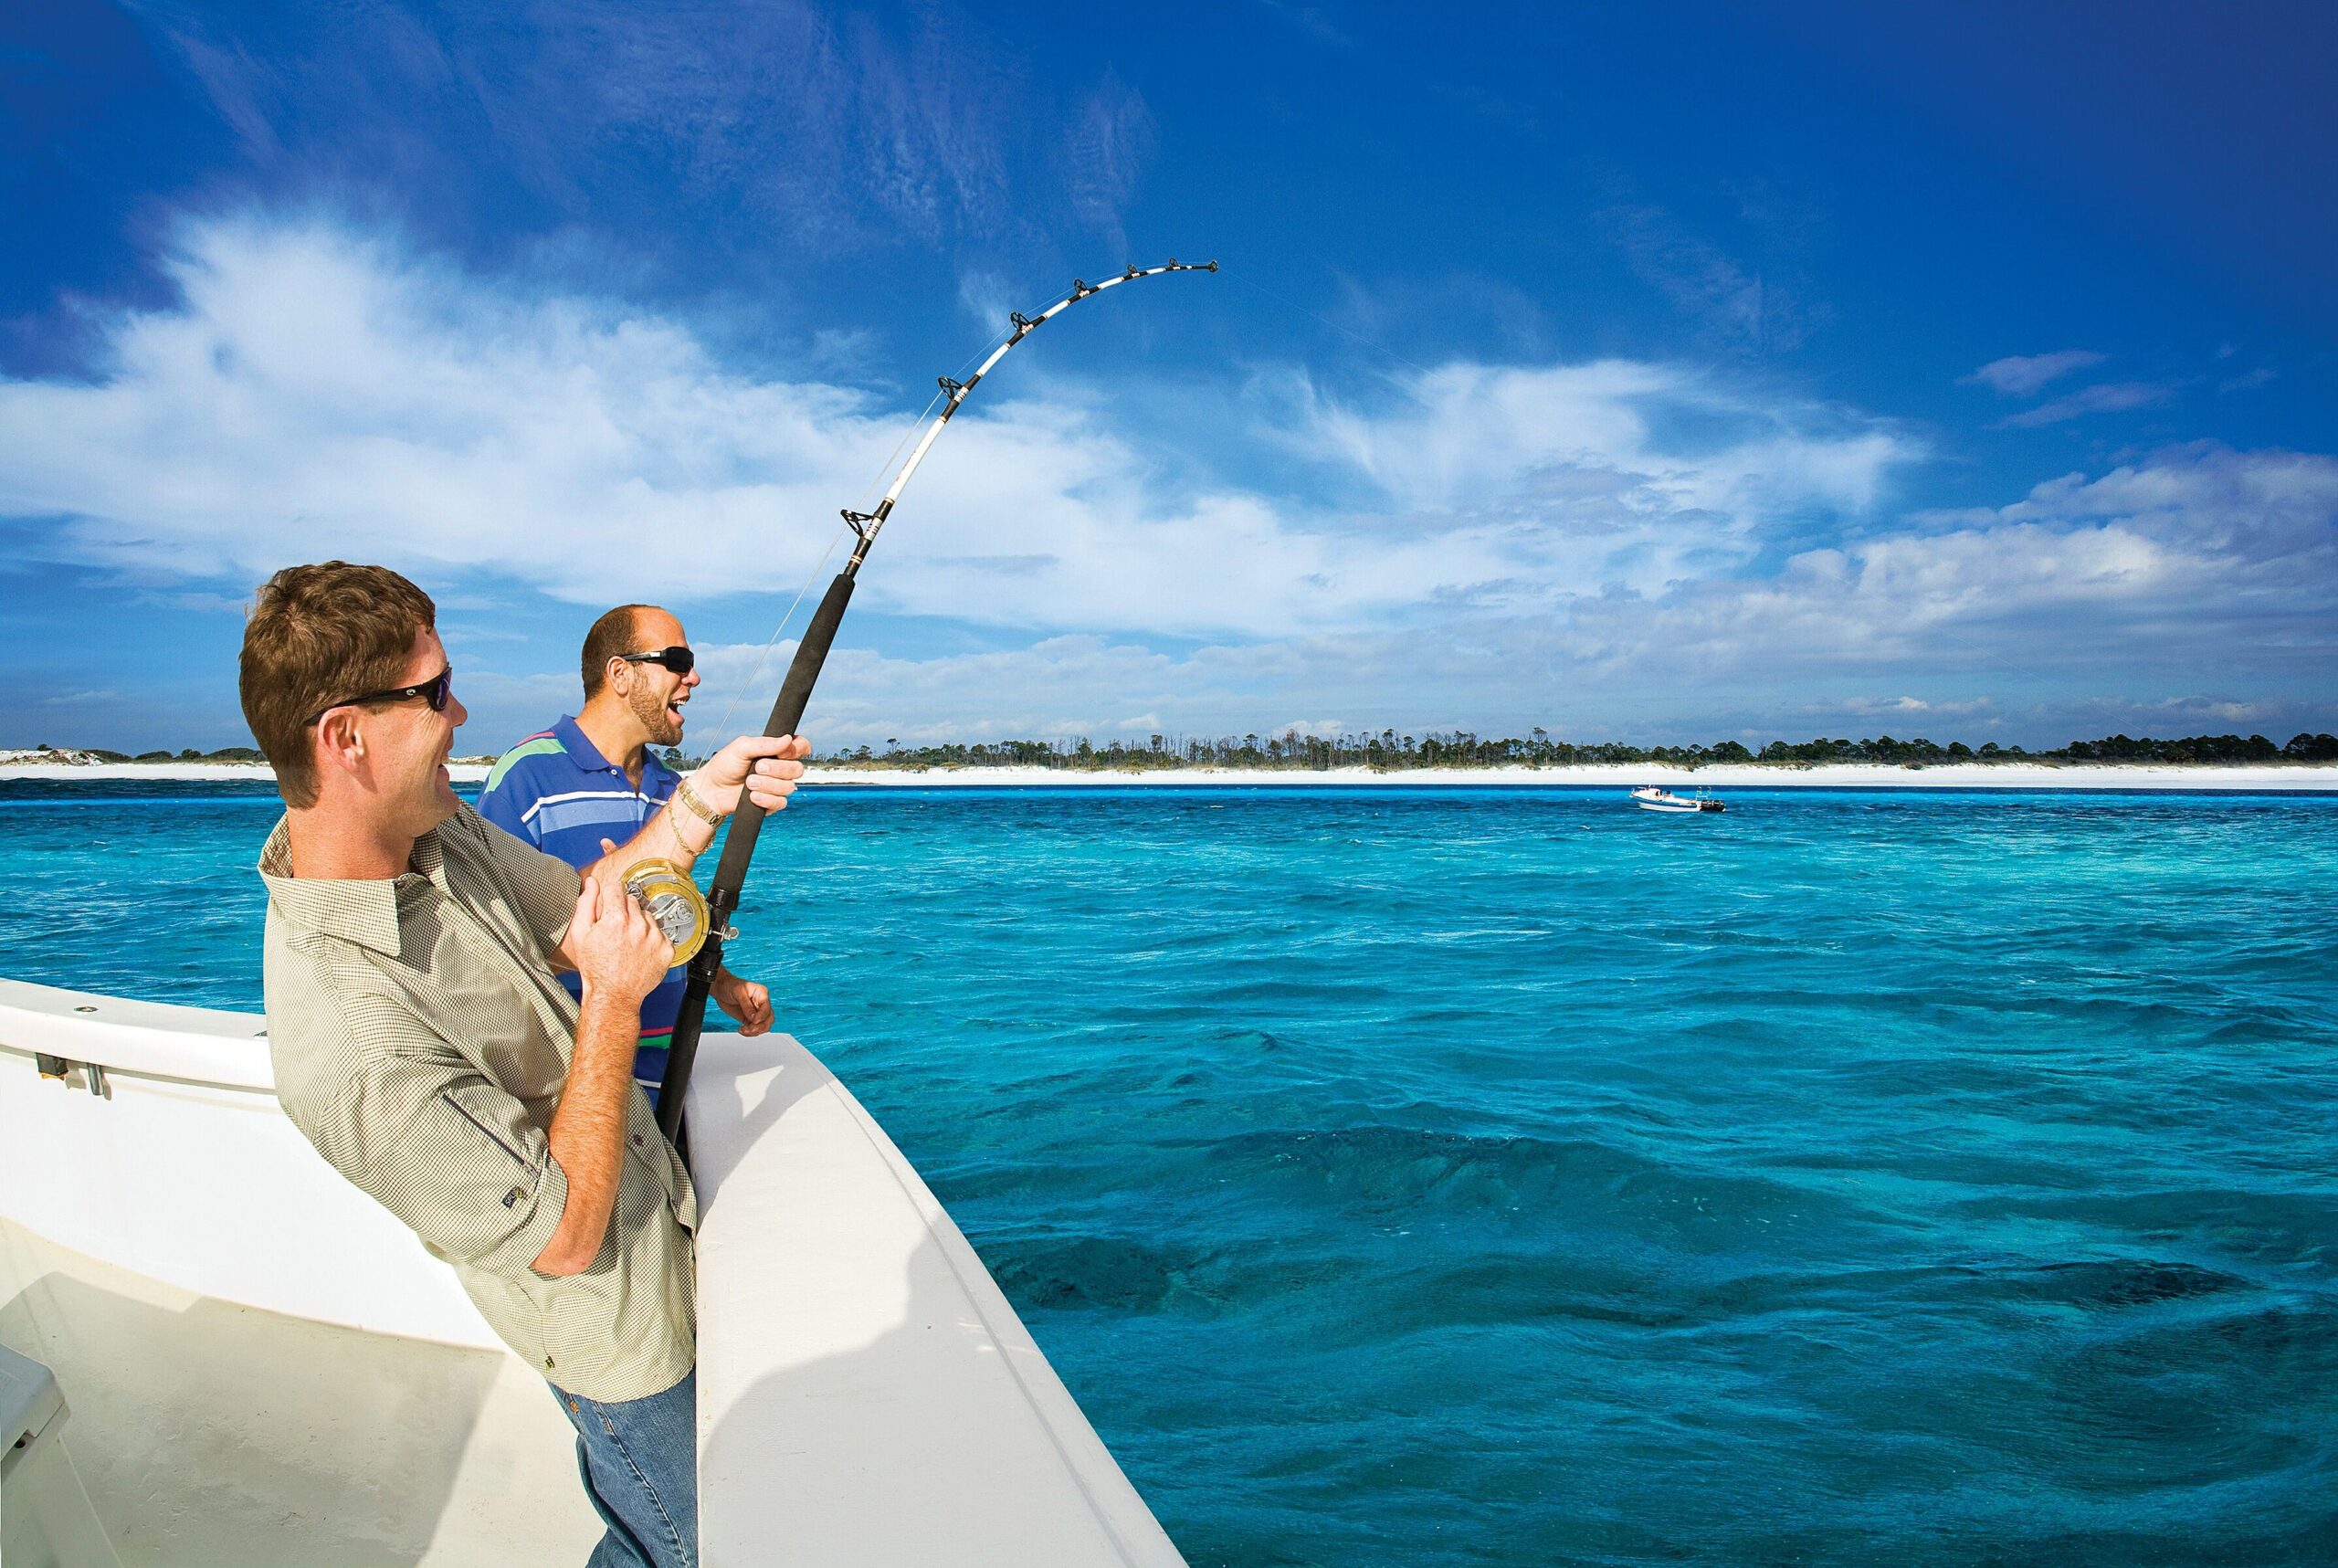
left=242, top=562, right=806, bottom=1568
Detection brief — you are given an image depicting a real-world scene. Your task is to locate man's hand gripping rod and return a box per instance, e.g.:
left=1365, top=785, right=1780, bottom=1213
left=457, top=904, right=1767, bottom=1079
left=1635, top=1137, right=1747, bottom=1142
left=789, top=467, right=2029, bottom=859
left=651, top=258, right=1217, bottom=1147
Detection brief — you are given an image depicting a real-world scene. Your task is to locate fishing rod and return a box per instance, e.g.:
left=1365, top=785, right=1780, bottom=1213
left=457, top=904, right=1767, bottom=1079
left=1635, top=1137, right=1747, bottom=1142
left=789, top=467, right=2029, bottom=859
left=646, top=258, right=1219, bottom=1145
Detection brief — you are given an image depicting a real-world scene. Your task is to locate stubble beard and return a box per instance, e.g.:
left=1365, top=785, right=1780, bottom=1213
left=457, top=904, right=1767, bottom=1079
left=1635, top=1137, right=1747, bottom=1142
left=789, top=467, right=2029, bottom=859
left=630, top=679, right=684, bottom=748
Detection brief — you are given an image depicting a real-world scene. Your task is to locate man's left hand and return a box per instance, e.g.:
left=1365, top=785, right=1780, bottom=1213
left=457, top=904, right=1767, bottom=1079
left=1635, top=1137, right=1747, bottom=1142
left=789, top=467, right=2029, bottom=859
left=712, top=970, right=774, bottom=1037
left=698, top=733, right=813, bottom=817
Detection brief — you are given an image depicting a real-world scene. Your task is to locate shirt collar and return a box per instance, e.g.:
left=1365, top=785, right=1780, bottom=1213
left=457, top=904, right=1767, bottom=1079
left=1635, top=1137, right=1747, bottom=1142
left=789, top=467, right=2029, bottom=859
left=553, top=714, right=619, bottom=774
left=555, top=712, right=679, bottom=793
left=257, top=813, right=446, bottom=958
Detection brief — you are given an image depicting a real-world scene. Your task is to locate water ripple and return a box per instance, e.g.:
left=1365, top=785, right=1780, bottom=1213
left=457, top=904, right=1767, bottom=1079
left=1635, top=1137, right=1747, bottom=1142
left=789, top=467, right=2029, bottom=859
left=7, top=781, right=2337, bottom=1564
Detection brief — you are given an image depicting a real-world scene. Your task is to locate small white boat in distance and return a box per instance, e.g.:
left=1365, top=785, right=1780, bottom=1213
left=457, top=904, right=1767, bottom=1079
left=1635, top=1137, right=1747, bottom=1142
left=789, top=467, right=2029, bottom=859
left=1631, top=786, right=1726, bottom=814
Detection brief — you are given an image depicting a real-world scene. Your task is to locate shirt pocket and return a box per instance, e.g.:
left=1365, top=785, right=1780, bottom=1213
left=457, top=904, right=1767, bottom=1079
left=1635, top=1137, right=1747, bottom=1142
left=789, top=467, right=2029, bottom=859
left=439, top=1080, right=542, bottom=1173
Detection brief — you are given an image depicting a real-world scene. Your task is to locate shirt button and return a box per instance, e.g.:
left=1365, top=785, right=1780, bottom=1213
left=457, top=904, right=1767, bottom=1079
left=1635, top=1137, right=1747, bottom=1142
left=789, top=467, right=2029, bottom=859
left=631, top=1133, right=644, bottom=1146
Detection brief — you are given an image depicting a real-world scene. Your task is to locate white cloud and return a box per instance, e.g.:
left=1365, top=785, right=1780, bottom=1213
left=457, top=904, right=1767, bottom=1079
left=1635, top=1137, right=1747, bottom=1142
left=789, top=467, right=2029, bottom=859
left=7, top=217, right=2325, bottom=752
left=1563, top=442, right=2338, bottom=680
left=0, top=215, right=1915, bottom=651
left=1995, top=380, right=2175, bottom=428
left=954, top=269, right=1016, bottom=331
left=1963, top=349, right=2105, bottom=396
left=0, top=218, right=892, bottom=600
left=1836, top=695, right=1997, bottom=719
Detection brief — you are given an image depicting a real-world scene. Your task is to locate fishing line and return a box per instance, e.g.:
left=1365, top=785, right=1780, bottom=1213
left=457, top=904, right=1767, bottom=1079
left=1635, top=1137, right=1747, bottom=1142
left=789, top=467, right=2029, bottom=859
left=651, top=258, right=1218, bottom=1145
left=703, top=521, right=850, bottom=748
left=707, top=322, right=1021, bottom=746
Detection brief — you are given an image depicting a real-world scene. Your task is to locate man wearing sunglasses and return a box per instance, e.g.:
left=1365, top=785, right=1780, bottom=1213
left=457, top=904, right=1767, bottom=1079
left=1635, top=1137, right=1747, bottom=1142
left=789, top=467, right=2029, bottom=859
left=479, top=604, right=774, bottom=1096
left=243, top=562, right=809, bottom=1568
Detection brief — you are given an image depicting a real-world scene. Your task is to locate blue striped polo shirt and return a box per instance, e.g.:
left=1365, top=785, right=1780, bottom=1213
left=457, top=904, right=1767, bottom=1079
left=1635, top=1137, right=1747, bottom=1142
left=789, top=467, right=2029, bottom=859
left=477, top=715, right=687, bottom=1089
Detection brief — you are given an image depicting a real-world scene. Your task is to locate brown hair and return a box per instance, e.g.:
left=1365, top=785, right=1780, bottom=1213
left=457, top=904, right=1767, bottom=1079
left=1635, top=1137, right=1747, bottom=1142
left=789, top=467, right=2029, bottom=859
left=239, top=563, right=437, bottom=808
left=581, top=604, right=657, bottom=699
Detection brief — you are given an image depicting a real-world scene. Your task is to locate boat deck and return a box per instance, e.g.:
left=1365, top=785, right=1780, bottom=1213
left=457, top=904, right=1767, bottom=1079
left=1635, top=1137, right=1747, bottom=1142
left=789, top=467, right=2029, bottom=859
left=0, top=978, right=1184, bottom=1566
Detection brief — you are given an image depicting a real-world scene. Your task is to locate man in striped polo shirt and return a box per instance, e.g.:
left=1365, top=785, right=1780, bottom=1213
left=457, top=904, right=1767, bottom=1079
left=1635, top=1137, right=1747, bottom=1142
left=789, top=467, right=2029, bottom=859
left=480, top=604, right=773, bottom=1091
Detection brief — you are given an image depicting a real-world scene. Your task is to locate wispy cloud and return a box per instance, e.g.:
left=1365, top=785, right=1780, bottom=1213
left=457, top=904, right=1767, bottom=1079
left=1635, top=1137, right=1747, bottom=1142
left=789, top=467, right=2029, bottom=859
left=1836, top=695, right=1997, bottom=719
left=0, top=216, right=892, bottom=602
left=1567, top=442, right=2338, bottom=682
left=140, top=4, right=1151, bottom=252
left=0, top=215, right=1912, bottom=648
left=1962, top=349, right=2105, bottom=396
left=1994, top=380, right=2175, bottom=428
left=1600, top=205, right=1819, bottom=353
left=1060, top=69, right=1156, bottom=249
left=1253, top=1, right=1358, bottom=48
left=5, top=216, right=2326, bottom=751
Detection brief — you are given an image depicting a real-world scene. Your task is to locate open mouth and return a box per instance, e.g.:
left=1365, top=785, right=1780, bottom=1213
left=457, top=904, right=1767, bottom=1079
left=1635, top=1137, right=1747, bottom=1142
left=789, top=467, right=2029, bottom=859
left=667, top=692, right=690, bottom=727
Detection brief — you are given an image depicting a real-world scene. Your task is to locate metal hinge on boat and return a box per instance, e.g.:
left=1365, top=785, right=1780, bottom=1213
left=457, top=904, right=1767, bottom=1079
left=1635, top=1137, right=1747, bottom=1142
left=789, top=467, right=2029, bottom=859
left=33, top=1055, right=108, bottom=1098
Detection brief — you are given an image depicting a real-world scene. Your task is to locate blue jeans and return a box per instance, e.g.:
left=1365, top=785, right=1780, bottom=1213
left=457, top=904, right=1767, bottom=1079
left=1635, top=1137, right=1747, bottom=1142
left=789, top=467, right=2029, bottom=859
left=552, top=1370, right=698, bottom=1568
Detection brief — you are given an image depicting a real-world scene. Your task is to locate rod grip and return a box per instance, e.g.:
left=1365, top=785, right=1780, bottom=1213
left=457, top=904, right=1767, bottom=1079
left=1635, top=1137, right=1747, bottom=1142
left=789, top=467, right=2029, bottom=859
left=656, top=570, right=856, bottom=1144
left=708, top=571, right=857, bottom=894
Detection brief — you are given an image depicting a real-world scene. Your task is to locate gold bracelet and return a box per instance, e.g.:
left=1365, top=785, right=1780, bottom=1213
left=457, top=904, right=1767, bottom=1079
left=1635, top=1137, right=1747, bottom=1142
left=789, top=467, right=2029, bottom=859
left=671, top=776, right=723, bottom=828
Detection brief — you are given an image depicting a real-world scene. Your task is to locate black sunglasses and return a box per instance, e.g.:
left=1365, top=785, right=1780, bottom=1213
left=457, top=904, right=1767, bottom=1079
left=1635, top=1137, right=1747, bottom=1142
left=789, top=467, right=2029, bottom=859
left=306, top=666, right=454, bottom=727
left=618, top=646, right=696, bottom=676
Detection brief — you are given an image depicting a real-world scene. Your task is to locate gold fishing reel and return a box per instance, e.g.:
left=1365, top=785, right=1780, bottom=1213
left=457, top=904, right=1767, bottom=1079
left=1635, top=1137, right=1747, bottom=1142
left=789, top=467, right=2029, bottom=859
left=620, top=858, right=715, bottom=967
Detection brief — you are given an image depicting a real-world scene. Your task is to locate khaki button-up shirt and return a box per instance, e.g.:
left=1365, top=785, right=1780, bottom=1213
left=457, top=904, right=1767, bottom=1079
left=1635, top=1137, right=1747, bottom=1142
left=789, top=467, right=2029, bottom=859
left=258, top=802, right=696, bottom=1402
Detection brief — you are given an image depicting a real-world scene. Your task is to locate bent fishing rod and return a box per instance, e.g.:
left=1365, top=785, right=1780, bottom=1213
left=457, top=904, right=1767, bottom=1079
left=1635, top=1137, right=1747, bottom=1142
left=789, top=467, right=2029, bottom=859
left=647, top=258, right=1218, bottom=1144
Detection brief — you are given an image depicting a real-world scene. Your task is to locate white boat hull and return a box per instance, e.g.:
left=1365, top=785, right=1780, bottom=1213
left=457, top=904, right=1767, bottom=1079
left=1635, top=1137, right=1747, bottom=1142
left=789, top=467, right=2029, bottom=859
left=0, top=979, right=1186, bottom=1566
left=0, top=983, right=607, bottom=1565
left=1629, top=787, right=1723, bottom=813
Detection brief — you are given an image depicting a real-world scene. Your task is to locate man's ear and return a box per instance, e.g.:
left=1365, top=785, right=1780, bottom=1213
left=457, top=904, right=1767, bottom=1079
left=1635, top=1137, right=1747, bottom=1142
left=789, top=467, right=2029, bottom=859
left=313, top=709, right=367, bottom=781
left=605, top=656, right=631, bottom=696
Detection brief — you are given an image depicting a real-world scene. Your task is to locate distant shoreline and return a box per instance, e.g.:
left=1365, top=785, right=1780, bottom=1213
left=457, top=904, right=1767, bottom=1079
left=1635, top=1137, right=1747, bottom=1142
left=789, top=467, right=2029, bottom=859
left=4, top=758, right=2334, bottom=792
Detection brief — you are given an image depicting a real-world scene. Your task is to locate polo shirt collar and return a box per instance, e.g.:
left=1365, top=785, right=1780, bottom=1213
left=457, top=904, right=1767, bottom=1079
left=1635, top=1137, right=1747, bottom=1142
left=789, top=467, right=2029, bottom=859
left=257, top=813, right=446, bottom=958
left=553, top=712, right=677, bottom=793
left=553, top=714, right=621, bottom=775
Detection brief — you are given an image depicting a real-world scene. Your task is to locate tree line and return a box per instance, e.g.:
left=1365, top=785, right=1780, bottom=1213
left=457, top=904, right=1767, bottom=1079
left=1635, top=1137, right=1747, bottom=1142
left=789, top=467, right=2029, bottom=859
left=800, top=729, right=2338, bottom=772
left=26, top=730, right=2338, bottom=771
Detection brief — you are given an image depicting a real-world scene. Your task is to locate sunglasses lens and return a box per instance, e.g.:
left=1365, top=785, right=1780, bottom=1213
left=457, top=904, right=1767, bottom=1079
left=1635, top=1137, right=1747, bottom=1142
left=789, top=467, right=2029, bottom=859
left=664, top=647, right=695, bottom=675
left=428, top=668, right=453, bottom=710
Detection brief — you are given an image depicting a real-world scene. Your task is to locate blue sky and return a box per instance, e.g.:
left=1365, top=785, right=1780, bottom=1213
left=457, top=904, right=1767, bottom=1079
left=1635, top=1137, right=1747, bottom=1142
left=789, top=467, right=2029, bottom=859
left=4, top=0, right=2333, bottom=753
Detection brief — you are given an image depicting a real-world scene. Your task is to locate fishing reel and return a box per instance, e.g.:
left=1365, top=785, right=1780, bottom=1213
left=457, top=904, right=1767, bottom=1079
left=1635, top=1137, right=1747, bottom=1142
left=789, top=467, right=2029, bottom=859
left=619, top=858, right=719, bottom=967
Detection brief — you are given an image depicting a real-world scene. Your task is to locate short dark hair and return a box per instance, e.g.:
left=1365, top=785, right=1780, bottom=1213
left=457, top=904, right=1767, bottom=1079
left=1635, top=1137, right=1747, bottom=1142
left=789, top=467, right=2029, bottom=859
left=581, top=605, right=658, bottom=698
left=240, top=563, right=437, bottom=809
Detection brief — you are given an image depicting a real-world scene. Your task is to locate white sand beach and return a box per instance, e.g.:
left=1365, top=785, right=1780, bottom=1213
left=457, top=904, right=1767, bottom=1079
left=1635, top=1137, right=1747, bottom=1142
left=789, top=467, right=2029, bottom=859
left=4, top=753, right=2333, bottom=791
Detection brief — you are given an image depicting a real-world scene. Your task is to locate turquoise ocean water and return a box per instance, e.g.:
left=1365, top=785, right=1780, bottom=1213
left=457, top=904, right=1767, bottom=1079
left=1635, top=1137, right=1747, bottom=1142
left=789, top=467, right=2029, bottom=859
left=5, top=780, right=2335, bottom=1566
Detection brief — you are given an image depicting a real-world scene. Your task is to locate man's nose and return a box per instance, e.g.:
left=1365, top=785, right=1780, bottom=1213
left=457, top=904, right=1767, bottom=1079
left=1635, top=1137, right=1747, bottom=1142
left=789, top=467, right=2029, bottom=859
left=448, top=693, right=469, bottom=728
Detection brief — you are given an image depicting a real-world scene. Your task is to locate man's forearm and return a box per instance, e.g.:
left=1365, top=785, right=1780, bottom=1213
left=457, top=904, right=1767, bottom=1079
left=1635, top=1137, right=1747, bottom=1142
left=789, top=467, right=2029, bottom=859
left=531, top=988, right=641, bottom=1275
left=593, top=771, right=720, bottom=883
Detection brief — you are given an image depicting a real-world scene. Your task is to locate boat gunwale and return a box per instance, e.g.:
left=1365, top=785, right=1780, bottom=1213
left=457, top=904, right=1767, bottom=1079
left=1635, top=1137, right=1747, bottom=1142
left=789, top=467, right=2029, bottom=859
left=0, top=979, right=274, bottom=1092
